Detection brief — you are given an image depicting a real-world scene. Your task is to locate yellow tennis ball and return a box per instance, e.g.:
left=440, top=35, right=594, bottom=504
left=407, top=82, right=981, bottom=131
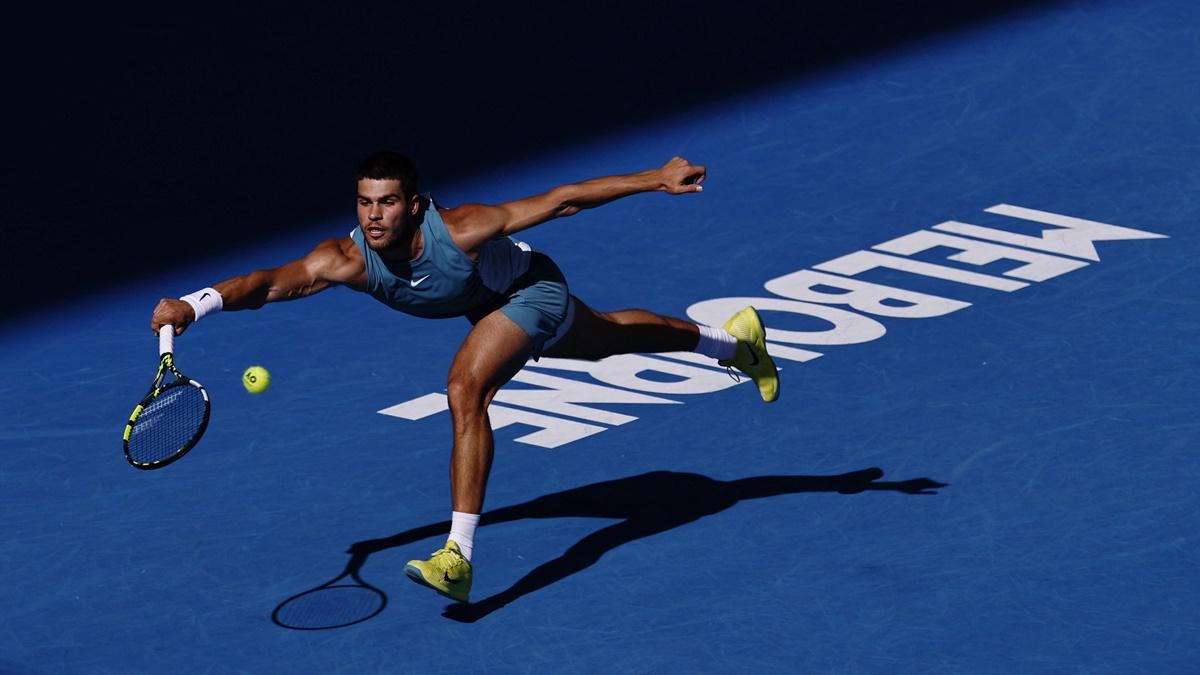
left=242, top=365, right=270, bottom=394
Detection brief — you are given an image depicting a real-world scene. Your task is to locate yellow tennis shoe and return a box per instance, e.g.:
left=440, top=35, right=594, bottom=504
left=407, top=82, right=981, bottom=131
left=404, top=540, right=473, bottom=603
left=718, top=306, right=779, bottom=402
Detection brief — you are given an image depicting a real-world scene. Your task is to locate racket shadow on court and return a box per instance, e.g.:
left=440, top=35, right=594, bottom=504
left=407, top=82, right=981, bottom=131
left=272, top=467, right=946, bottom=628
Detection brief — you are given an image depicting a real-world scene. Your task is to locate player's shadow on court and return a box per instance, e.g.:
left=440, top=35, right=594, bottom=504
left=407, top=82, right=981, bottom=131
left=336, top=468, right=946, bottom=624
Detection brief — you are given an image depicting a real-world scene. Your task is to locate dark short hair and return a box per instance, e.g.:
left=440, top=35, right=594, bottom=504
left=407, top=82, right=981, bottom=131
left=357, top=151, right=419, bottom=198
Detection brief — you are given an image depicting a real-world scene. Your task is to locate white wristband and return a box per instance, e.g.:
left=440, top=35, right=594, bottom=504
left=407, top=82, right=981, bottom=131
left=180, top=287, right=224, bottom=322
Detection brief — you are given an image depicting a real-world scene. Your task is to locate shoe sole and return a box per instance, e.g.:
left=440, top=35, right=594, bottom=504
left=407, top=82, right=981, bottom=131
left=404, top=564, right=470, bottom=603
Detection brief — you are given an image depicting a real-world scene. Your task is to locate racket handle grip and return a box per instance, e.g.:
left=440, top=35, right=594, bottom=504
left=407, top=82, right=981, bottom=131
left=159, top=325, right=175, bottom=356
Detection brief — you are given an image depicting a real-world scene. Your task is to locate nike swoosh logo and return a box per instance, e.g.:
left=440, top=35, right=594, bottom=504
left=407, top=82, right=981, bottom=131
left=411, top=275, right=431, bottom=287
left=200, top=292, right=210, bottom=301
left=442, top=573, right=464, bottom=584
left=747, top=347, right=760, bottom=367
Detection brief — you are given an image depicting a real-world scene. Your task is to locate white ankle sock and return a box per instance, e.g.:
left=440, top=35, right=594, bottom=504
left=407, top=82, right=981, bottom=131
left=694, top=324, right=738, bottom=360
left=448, top=511, right=480, bottom=561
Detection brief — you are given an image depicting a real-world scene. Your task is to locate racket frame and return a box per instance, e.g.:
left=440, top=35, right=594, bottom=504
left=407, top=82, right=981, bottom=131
left=123, top=324, right=211, bottom=470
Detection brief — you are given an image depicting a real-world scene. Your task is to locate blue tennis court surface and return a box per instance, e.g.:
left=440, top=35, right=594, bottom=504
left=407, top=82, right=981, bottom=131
left=3, top=1, right=1198, bottom=672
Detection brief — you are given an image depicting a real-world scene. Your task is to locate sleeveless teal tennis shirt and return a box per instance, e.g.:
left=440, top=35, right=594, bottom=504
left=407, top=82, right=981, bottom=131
left=349, top=198, right=532, bottom=319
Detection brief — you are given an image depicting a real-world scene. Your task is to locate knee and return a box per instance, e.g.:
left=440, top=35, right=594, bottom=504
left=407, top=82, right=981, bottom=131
left=446, top=371, right=489, bottom=417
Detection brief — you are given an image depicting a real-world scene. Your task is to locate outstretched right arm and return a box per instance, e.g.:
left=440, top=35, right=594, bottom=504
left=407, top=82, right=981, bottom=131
left=150, top=237, right=366, bottom=335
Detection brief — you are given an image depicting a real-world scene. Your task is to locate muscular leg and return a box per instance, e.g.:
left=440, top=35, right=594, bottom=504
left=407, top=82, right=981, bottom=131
left=402, top=310, right=530, bottom=600
left=446, top=309, right=533, bottom=514
left=543, top=296, right=701, bottom=361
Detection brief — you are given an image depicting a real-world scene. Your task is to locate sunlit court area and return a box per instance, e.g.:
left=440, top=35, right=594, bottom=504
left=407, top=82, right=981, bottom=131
left=2, top=1, right=1198, bottom=672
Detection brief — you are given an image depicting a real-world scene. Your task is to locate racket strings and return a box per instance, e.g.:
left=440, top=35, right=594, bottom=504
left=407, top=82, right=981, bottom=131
left=127, top=383, right=208, bottom=465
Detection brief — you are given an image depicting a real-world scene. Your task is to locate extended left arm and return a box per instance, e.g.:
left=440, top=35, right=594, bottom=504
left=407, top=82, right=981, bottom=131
left=446, top=156, right=705, bottom=252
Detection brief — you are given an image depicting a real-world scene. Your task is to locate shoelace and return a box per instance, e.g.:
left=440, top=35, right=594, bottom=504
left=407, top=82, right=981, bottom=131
left=432, top=547, right=467, bottom=571
left=725, top=366, right=741, bottom=383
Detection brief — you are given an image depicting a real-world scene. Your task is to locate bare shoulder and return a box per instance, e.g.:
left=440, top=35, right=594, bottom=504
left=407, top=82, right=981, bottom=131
left=439, top=203, right=500, bottom=232
left=439, top=204, right=505, bottom=254
left=308, top=237, right=367, bottom=290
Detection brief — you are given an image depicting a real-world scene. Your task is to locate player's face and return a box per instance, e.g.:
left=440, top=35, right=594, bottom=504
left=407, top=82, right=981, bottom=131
left=357, top=179, right=417, bottom=252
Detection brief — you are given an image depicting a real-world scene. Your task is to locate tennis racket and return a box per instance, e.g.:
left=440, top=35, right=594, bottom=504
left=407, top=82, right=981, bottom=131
left=272, top=551, right=388, bottom=630
left=122, top=324, right=211, bottom=470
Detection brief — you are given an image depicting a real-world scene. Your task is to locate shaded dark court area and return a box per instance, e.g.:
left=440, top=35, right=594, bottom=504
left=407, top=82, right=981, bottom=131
left=4, top=1, right=1050, bottom=320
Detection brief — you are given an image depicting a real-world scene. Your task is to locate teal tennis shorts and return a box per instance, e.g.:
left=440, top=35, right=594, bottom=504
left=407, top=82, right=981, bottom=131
left=468, top=252, right=573, bottom=359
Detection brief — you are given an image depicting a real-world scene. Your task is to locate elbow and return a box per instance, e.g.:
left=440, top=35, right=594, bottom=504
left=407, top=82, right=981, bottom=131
left=553, top=186, right=583, bottom=218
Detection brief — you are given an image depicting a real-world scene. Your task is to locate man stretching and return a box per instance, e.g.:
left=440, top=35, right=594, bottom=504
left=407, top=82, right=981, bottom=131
left=150, top=152, right=778, bottom=603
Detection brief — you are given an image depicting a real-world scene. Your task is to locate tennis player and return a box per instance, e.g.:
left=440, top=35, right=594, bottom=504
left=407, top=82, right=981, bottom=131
left=150, top=152, right=778, bottom=603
